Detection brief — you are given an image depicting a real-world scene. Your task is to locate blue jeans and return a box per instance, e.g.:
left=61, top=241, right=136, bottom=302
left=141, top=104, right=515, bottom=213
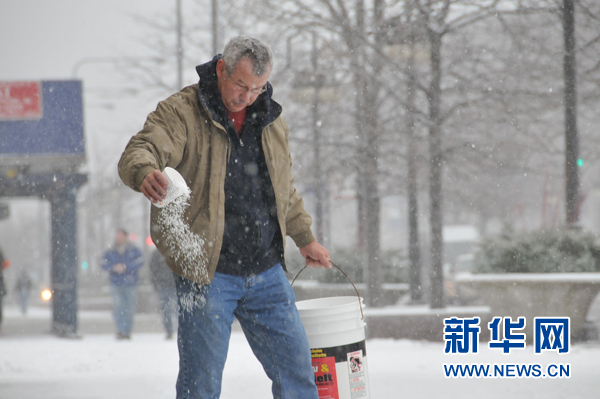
left=159, top=287, right=178, bottom=335
left=110, top=284, right=138, bottom=335
left=175, top=264, right=318, bottom=399
left=17, top=288, right=30, bottom=314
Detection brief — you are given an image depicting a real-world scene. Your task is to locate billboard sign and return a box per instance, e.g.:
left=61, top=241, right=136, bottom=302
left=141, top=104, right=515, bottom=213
left=0, top=80, right=85, bottom=172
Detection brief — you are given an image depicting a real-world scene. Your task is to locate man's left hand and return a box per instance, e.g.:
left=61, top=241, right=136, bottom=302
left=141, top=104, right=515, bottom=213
left=300, top=241, right=332, bottom=269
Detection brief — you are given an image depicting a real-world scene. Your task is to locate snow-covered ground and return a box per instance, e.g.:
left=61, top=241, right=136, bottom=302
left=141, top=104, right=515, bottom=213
left=1, top=307, right=600, bottom=398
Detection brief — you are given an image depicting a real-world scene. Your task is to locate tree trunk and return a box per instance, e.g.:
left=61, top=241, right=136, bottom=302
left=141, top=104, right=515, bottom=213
left=428, top=29, right=445, bottom=309
left=362, top=0, right=385, bottom=307
left=364, top=122, right=382, bottom=307
left=353, top=0, right=367, bottom=258
left=347, top=0, right=384, bottom=307
left=406, top=37, right=423, bottom=304
left=312, top=33, right=324, bottom=243
left=563, top=0, right=579, bottom=227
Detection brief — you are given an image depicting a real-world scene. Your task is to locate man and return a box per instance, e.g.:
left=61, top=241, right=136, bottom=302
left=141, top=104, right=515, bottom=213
left=101, top=229, right=143, bottom=340
left=118, top=36, right=330, bottom=399
left=149, top=248, right=178, bottom=339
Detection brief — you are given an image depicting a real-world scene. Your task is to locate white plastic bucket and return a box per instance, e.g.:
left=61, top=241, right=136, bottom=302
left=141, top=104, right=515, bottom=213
left=153, top=167, right=190, bottom=208
left=296, top=296, right=370, bottom=399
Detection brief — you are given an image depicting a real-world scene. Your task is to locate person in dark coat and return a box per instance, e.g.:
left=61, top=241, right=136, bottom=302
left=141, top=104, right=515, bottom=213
left=0, top=247, right=7, bottom=329
left=101, top=229, right=143, bottom=339
left=149, top=249, right=178, bottom=339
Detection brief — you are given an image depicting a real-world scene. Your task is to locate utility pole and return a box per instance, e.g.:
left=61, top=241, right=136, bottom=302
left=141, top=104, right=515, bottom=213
left=563, top=0, right=580, bottom=227
left=176, top=0, right=184, bottom=90
left=212, top=0, right=219, bottom=55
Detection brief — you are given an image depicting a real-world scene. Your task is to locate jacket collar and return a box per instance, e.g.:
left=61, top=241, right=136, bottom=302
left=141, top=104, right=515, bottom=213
left=195, top=55, right=282, bottom=130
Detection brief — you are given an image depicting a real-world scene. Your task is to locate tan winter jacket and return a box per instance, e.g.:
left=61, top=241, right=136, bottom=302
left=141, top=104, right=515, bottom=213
left=118, top=84, right=314, bottom=285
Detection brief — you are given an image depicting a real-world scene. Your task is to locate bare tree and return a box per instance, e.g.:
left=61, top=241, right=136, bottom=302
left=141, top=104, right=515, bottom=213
left=124, top=0, right=600, bottom=309
left=227, top=0, right=393, bottom=306
left=409, top=0, right=504, bottom=308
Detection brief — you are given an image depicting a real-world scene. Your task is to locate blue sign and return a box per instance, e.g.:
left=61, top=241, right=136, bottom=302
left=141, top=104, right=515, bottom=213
left=0, top=80, right=85, bottom=158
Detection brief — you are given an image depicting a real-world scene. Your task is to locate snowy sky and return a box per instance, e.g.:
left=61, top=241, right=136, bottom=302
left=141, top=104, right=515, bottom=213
left=0, top=0, right=167, bottom=81
left=0, top=0, right=191, bottom=186
left=0, top=0, right=187, bottom=164
left=0, top=0, right=192, bottom=271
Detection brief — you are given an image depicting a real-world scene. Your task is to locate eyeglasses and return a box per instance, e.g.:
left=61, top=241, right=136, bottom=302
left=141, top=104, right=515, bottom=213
left=226, top=75, right=267, bottom=96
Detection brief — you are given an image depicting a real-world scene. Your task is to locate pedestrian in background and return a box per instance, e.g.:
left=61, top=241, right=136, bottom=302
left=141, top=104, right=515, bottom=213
left=101, top=229, right=143, bottom=340
left=149, top=249, right=178, bottom=339
left=0, top=247, right=9, bottom=330
left=15, top=270, right=32, bottom=315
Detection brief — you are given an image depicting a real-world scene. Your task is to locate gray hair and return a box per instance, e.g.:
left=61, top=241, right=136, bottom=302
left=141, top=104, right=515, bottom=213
left=222, top=35, right=273, bottom=77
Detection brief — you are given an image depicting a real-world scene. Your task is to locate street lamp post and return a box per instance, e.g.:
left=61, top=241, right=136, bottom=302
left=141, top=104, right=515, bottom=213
left=71, top=56, right=164, bottom=78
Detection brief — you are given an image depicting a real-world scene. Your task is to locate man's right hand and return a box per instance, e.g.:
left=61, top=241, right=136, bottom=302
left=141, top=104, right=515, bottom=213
left=141, top=169, right=169, bottom=203
left=112, top=263, right=127, bottom=274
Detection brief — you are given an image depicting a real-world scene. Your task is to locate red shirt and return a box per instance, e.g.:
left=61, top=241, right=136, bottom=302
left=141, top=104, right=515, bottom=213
left=226, top=108, right=247, bottom=137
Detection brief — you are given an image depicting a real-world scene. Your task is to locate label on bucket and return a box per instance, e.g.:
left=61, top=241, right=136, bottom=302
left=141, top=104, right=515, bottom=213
left=312, top=354, right=339, bottom=399
left=311, top=341, right=368, bottom=399
left=347, top=350, right=367, bottom=398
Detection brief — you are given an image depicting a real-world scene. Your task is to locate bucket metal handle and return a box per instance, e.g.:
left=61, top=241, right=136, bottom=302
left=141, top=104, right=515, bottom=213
left=291, top=261, right=364, bottom=320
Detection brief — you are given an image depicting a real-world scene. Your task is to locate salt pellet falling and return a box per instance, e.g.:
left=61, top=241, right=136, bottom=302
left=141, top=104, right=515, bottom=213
left=156, top=191, right=209, bottom=287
